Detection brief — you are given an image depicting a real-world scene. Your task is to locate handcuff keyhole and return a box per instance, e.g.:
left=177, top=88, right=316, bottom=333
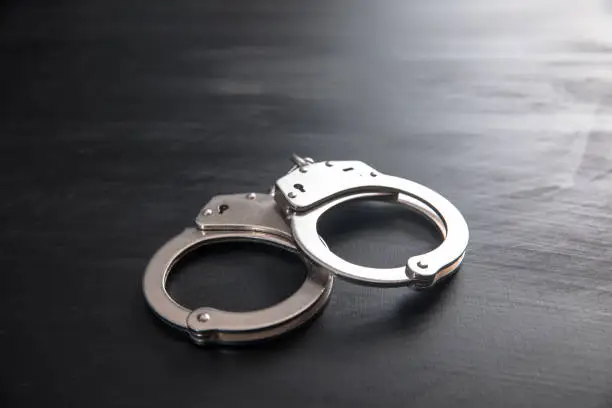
left=294, top=183, right=306, bottom=193
left=218, top=204, right=229, bottom=214
left=343, top=167, right=354, bottom=172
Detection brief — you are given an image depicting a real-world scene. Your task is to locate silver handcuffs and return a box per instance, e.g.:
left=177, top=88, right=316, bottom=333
left=143, top=155, right=469, bottom=346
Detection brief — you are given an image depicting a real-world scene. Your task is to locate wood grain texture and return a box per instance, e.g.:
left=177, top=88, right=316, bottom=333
left=2, top=0, right=612, bottom=407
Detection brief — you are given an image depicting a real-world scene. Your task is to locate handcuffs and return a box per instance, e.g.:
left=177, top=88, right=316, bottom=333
left=143, top=155, right=469, bottom=346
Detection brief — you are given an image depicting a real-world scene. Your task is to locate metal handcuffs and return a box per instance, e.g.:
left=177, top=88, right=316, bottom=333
left=142, top=155, right=469, bottom=345
left=274, top=155, right=469, bottom=288
left=142, top=192, right=334, bottom=346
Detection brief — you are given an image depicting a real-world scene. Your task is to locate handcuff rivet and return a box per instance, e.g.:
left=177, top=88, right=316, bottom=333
left=288, top=192, right=297, bottom=198
left=299, top=167, right=308, bottom=173
left=370, top=172, right=377, bottom=177
left=197, top=312, right=211, bottom=323
left=203, top=209, right=213, bottom=216
left=417, top=261, right=428, bottom=269
left=246, top=193, right=257, bottom=200
left=325, top=161, right=333, bottom=167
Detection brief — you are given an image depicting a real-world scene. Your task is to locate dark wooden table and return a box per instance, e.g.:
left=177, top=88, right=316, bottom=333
left=2, top=1, right=612, bottom=407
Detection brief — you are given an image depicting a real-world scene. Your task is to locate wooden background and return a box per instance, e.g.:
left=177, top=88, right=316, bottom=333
left=2, top=0, right=612, bottom=407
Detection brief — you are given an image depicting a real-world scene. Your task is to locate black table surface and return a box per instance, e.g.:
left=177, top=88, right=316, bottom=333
left=2, top=1, right=612, bottom=407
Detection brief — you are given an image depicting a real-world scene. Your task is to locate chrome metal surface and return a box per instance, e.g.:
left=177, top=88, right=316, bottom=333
left=143, top=193, right=333, bottom=346
left=274, top=156, right=469, bottom=288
